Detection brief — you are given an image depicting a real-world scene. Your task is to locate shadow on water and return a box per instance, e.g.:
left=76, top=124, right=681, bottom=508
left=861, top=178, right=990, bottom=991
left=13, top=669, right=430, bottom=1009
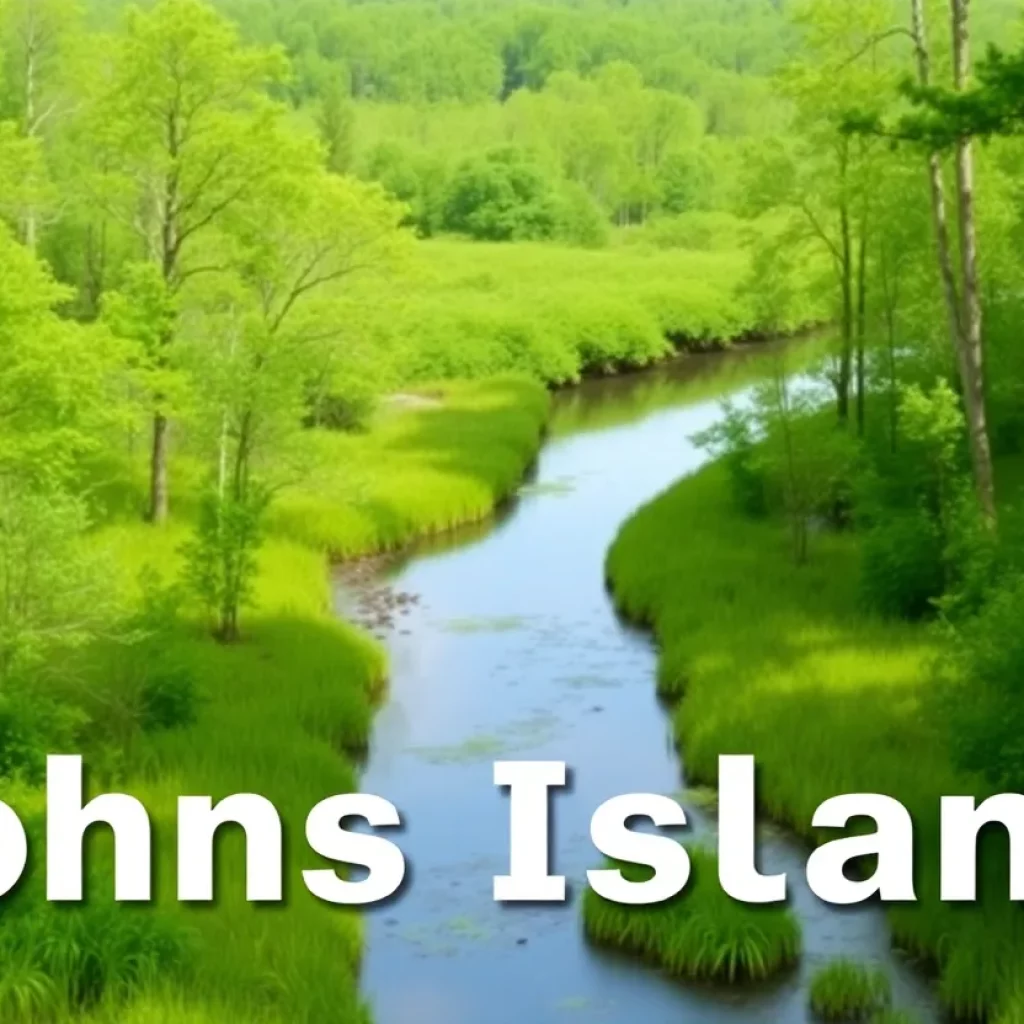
left=335, top=340, right=943, bottom=1024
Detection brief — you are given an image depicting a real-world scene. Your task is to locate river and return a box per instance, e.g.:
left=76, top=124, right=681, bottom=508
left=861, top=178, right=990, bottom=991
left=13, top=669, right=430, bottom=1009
left=336, top=343, right=941, bottom=1024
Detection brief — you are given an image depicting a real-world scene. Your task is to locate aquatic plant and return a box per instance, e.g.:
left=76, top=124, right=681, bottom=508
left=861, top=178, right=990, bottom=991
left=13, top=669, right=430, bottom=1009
left=808, top=960, right=891, bottom=1020
left=582, top=845, right=800, bottom=983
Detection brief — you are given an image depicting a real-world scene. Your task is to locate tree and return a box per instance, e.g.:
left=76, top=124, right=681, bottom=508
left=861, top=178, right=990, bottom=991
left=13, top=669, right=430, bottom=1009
left=896, top=0, right=1000, bottom=526
left=443, top=146, right=561, bottom=242
left=752, top=0, right=896, bottom=431
left=317, top=71, right=354, bottom=175
left=0, top=0, right=80, bottom=249
left=178, top=170, right=407, bottom=639
left=84, top=0, right=290, bottom=524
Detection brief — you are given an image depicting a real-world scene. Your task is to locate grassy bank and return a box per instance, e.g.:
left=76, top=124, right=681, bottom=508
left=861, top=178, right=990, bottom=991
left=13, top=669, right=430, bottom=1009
left=605, top=461, right=1020, bottom=1019
left=0, top=378, right=548, bottom=1023
left=272, top=376, right=550, bottom=556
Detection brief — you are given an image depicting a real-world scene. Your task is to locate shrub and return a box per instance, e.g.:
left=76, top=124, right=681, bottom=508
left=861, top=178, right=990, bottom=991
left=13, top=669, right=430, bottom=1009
left=0, top=687, right=83, bottom=784
left=443, top=146, right=561, bottom=242
left=181, top=489, right=269, bottom=642
left=693, top=402, right=767, bottom=517
left=808, top=960, right=891, bottom=1020
left=936, top=573, right=1024, bottom=793
left=553, top=180, right=609, bottom=248
left=861, top=508, right=945, bottom=620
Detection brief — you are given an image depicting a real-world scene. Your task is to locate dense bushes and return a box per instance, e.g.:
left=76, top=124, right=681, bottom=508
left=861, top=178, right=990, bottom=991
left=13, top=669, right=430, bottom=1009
left=860, top=510, right=945, bottom=620
left=936, top=572, right=1024, bottom=793
left=353, top=237, right=822, bottom=388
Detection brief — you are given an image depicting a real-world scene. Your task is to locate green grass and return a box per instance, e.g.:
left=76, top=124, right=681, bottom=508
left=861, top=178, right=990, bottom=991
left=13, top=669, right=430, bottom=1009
left=808, top=960, right=891, bottom=1020
left=356, top=236, right=825, bottom=387
left=583, top=845, right=800, bottom=983
left=605, top=459, right=1024, bottom=1019
left=271, top=376, right=549, bottom=556
left=869, top=1012, right=920, bottom=1024
left=0, top=377, right=549, bottom=1023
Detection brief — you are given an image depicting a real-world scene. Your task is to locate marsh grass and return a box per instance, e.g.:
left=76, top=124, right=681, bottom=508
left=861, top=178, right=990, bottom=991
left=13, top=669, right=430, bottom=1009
left=0, top=378, right=549, bottom=1022
left=808, top=960, right=891, bottom=1020
left=606, top=460, right=1023, bottom=1016
left=270, top=377, right=549, bottom=556
left=356, top=238, right=826, bottom=386
left=583, top=846, right=800, bottom=983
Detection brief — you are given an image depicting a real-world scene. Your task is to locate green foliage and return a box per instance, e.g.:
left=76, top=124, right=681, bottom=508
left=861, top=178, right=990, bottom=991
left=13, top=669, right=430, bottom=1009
left=79, top=375, right=545, bottom=1020
left=0, top=479, right=112, bottom=681
left=0, top=686, right=83, bottom=784
left=869, top=1012, right=919, bottom=1024
left=936, top=572, right=1024, bottom=793
left=181, top=489, right=268, bottom=642
left=583, top=845, right=800, bottom=982
left=362, top=140, right=447, bottom=237
left=808, top=960, right=892, bottom=1020
left=443, top=146, right=564, bottom=242
left=693, top=402, right=767, bottom=517
left=858, top=381, right=972, bottom=620
left=603, top=459, right=1003, bottom=1016
left=861, top=508, right=945, bottom=620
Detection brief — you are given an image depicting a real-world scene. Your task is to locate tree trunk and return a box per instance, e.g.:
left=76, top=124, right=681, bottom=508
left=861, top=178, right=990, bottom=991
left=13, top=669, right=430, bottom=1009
left=148, top=412, right=170, bottom=523
left=837, top=199, right=853, bottom=425
left=909, top=0, right=996, bottom=526
left=951, top=0, right=996, bottom=526
left=22, top=16, right=39, bottom=252
left=855, top=212, right=869, bottom=438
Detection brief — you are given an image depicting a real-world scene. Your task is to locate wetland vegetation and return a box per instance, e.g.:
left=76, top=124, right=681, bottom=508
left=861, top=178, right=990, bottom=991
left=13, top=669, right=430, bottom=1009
left=1, top=0, right=1024, bottom=1020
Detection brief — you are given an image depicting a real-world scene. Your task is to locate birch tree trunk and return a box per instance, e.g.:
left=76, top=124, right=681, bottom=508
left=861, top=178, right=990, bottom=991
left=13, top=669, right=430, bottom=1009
left=909, top=0, right=996, bottom=526
left=950, top=0, right=996, bottom=526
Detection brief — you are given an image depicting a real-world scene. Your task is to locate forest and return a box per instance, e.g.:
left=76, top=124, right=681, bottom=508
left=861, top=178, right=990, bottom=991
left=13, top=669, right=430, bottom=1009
left=3, top=0, right=1024, bottom=1021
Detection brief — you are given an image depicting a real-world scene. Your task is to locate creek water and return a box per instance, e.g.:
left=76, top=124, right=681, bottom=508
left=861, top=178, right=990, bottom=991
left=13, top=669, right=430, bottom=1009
left=335, top=343, right=941, bottom=1024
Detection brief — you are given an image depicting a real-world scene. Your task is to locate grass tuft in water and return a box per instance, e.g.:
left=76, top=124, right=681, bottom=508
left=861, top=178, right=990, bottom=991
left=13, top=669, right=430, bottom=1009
left=808, top=960, right=892, bottom=1020
left=583, top=846, right=800, bottom=983
left=869, top=1011, right=920, bottom=1024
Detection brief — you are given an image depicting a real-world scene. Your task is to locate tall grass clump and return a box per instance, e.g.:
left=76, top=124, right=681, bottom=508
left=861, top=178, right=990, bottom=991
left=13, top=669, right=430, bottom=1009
left=808, top=960, right=891, bottom=1020
left=604, top=459, right=1022, bottom=1016
left=583, top=846, right=800, bottom=982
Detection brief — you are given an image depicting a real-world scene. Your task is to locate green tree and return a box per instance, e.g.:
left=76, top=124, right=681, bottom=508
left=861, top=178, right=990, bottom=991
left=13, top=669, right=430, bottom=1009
left=83, top=0, right=290, bottom=524
left=178, top=169, right=407, bottom=638
left=443, top=146, right=561, bottom=242
left=317, top=70, right=354, bottom=174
